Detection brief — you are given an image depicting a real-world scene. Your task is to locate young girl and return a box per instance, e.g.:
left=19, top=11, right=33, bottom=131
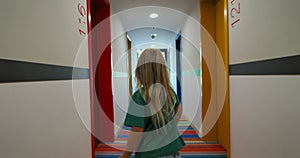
left=120, top=48, right=185, bottom=158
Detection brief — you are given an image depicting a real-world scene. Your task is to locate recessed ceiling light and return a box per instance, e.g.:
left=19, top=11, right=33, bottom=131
left=149, top=13, right=159, bottom=19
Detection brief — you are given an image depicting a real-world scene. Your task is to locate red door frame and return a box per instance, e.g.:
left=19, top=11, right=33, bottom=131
left=86, top=0, right=114, bottom=157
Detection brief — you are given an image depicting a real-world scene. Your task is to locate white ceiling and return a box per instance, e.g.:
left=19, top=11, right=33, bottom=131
left=110, top=0, right=199, bottom=49
left=127, top=27, right=178, bottom=49
left=110, top=0, right=198, bottom=15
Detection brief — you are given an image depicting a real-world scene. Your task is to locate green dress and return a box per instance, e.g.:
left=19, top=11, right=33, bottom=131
left=124, top=89, right=185, bottom=158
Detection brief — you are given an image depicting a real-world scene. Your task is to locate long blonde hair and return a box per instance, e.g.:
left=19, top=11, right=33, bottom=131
left=135, top=48, right=177, bottom=128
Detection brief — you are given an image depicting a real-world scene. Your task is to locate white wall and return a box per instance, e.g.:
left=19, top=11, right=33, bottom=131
left=110, top=12, right=130, bottom=135
left=229, top=0, right=300, bottom=64
left=0, top=0, right=91, bottom=157
left=181, top=1, right=202, bottom=132
left=230, top=76, right=300, bottom=158
left=0, top=81, right=91, bottom=158
left=229, top=0, right=300, bottom=157
left=169, top=42, right=177, bottom=90
left=0, top=0, right=89, bottom=68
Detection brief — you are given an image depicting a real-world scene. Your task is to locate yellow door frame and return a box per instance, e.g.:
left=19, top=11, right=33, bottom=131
left=201, top=0, right=230, bottom=157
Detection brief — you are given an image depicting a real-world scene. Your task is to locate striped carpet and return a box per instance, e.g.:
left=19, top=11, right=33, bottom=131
left=95, top=118, right=227, bottom=158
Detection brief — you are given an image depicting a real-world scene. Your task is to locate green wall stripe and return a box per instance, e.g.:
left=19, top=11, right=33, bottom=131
left=182, top=69, right=201, bottom=76
left=113, top=69, right=202, bottom=78
left=113, top=71, right=128, bottom=78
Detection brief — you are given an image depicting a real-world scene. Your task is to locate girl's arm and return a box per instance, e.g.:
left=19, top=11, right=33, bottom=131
left=120, top=126, right=144, bottom=158
left=175, top=104, right=182, bottom=125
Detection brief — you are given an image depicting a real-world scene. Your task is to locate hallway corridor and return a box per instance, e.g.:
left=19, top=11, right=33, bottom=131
left=95, top=118, right=227, bottom=158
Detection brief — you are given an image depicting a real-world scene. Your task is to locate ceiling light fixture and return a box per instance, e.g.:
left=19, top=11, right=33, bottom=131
left=150, top=34, right=157, bottom=40
left=149, top=13, right=159, bottom=19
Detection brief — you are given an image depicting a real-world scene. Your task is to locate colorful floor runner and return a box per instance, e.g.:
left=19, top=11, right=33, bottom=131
left=95, top=118, right=227, bottom=158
